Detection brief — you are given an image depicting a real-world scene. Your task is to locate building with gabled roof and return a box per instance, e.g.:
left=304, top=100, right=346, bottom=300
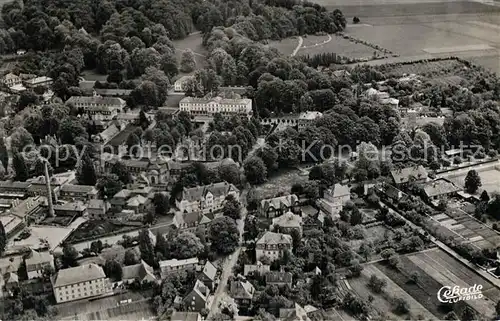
left=230, top=275, right=255, bottom=307
left=391, top=165, right=428, bottom=185
left=244, top=261, right=271, bottom=276
left=59, top=184, right=98, bottom=201
left=2, top=72, right=21, bottom=87
left=266, top=271, right=293, bottom=287
left=177, top=181, right=239, bottom=213
left=271, top=211, right=303, bottom=235
left=259, top=194, right=299, bottom=218
left=279, top=303, right=311, bottom=321
left=0, top=181, right=31, bottom=198
left=24, top=76, right=53, bottom=88
left=197, top=261, right=217, bottom=290
left=24, top=249, right=54, bottom=280
left=52, top=263, right=111, bottom=303
left=179, top=96, right=252, bottom=118
left=183, top=279, right=210, bottom=312
left=122, top=260, right=156, bottom=284
left=422, top=178, right=461, bottom=201
left=256, top=232, right=292, bottom=262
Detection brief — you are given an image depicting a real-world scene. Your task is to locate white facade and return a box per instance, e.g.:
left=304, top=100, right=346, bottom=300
left=255, top=232, right=292, bottom=262
left=176, top=182, right=239, bottom=213
left=179, top=97, right=252, bottom=118
left=25, top=250, right=54, bottom=280
left=2, top=73, right=22, bottom=87
left=66, top=95, right=126, bottom=121
left=52, top=264, right=110, bottom=303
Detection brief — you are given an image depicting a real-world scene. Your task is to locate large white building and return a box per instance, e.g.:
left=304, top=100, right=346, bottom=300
left=256, top=231, right=292, bottom=262
left=52, top=264, right=111, bottom=303
left=179, top=96, right=252, bottom=118
left=66, top=95, right=126, bottom=121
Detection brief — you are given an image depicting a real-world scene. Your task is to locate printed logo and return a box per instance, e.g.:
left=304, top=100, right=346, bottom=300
left=437, top=284, right=483, bottom=303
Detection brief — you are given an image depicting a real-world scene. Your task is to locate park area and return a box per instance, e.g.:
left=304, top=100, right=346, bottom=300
left=298, top=34, right=385, bottom=59
left=447, top=165, right=500, bottom=195
left=172, top=32, right=208, bottom=72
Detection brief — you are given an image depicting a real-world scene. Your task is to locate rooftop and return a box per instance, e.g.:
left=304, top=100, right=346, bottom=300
left=272, top=211, right=302, bottom=228
left=25, top=76, right=52, bottom=85
left=266, top=271, right=293, bottom=284
left=260, top=194, right=298, bottom=211
left=180, top=96, right=251, bottom=105
left=390, top=165, right=428, bottom=184
left=52, top=263, right=106, bottom=288
left=60, top=184, right=98, bottom=194
left=256, top=231, right=292, bottom=246
left=423, top=178, right=462, bottom=198
left=122, top=260, right=155, bottom=281
left=170, top=312, right=201, bottom=321
left=160, top=257, right=199, bottom=268
left=181, top=182, right=239, bottom=202
left=200, top=261, right=217, bottom=281
left=66, top=96, right=125, bottom=106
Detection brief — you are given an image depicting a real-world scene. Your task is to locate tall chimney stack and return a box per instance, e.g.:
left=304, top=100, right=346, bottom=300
left=44, top=159, right=55, bottom=217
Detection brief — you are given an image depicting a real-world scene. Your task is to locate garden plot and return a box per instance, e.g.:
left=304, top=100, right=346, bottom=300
left=348, top=263, right=436, bottom=320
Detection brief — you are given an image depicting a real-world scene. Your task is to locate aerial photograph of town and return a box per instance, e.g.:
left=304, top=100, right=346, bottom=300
left=1, top=0, right=500, bottom=320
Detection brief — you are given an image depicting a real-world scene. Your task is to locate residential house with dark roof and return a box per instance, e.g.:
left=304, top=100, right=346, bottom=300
left=183, top=280, right=210, bottom=312
left=174, top=211, right=214, bottom=238
left=230, top=275, right=255, bottom=307
left=24, top=249, right=54, bottom=280
left=109, top=187, right=153, bottom=213
left=256, top=232, right=293, bottom=262
left=52, top=263, right=111, bottom=303
left=59, top=184, right=98, bottom=201
left=271, top=211, right=303, bottom=235
left=266, top=271, right=293, bottom=287
left=197, top=261, right=217, bottom=290
left=177, top=182, right=239, bottom=213
left=259, top=194, right=299, bottom=218
left=122, top=260, right=156, bottom=284
left=390, top=165, right=428, bottom=186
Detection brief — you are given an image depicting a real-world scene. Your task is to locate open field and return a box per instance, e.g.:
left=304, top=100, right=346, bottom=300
left=266, top=37, right=299, bottom=56
left=298, top=34, right=383, bottom=59
left=448, top=166, right=500, bottom=194
left=172, top=32, right=207, bottom=72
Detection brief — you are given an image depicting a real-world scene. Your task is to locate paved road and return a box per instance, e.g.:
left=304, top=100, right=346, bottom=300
left=207, top=191, right=248, bottom=320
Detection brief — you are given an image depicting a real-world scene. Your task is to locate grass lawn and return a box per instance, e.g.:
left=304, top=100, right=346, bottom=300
left=266, top=37, right=299, bottom=56
left=81, top=69, right=108, bottom=81
left=172, top=32, right=207, bottom=70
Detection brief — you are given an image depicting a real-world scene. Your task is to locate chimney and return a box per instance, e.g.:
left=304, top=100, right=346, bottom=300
left=44, top=160, right=54, bottom=217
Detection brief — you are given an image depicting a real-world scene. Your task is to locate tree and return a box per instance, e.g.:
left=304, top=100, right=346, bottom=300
left=90, top=240, right=103, bottom=254
left=153, top=193, right=169, bottom=215
left=13, top=152, right=29, bottom=182
left=62, top=243, right=78, bottom=267
left=97, top=174, right=122, bottom=199
left=353, top=17, right=360, bottom=24
left=17, top=90, right=38, bottom=111
left=481, top=190, right=490, bottom=202
left=171, top=232, right=204, bottom=259
left=76, top=153, right=97, bottom=185
left=139, top=229, right=156, bottom=267
left=368, top=274, right=387, bottom=293
left=218, top=163, right=240, bottom=186
left=223, top=194, right=242, bottom=220
left=409, top=271, right=419, bottom=284
left=104, top=259, right=123, bottom=281
left=124, top=249, right=139, bottom=266
left=10, top=127, right=34, bottom=151
left=0, top=221, right=6, bottom=255
left=461, top=306, right=476, bottom=321
left=111, top=161, right=132, bottom=185
left=209, top=217, right=239, bottom=255
left=244, top=157, right=267, bottom=185
left=393, top=298, right=410, bottom=315
left=350, top=207, right=363, bottom=226
left=180, top=49, right=196, bottom=73
left=464, top=170, right=481, bottom=194
left=0, top=138, right=8, bottom=170
left=58, top=117, right=87, bottom=145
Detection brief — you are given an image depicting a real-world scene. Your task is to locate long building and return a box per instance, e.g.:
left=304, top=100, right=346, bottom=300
left=66, top=95, right=126, bottom=121
left=52, top=264, right=111, bottom=303
left=179, top=96, right=252, bottom=118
